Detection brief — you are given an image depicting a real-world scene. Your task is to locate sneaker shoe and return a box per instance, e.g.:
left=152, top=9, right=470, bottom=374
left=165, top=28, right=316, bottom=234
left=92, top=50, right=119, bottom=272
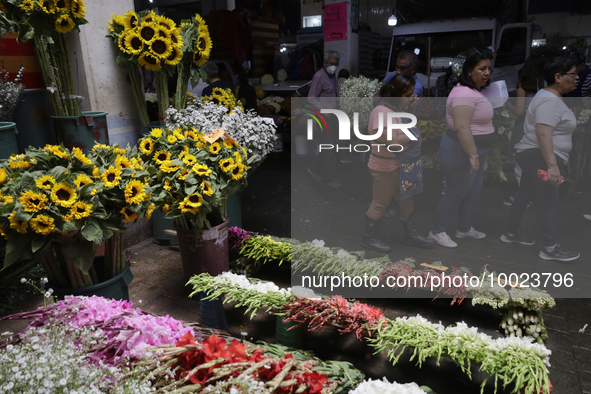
left=500, top=232, right=535, bottom=245
left=584, top=214, right=591, bottom=221
left=539, top=244, right=580, bottom=262
left=429, top=231, right=458, bottom=248
left=455, top=227, right=486, bottom=239
left=326, top=179, right=342, bottom=189
left=340, top=157, right=355, bottom=164
left=307, top=168, right=323, bottom=182
left=503, top=196, right=515, bottom=207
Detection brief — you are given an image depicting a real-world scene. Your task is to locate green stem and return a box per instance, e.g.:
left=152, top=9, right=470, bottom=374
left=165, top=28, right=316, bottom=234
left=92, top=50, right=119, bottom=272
left=155, top=71, right=169, bottom=125
left=174, top=64, right=189, bottom=110
left=127, top=63, right=150, bottom=125
left=32, top=36, right=65, bottom=116
left=54, top=33, right=82, bottom=116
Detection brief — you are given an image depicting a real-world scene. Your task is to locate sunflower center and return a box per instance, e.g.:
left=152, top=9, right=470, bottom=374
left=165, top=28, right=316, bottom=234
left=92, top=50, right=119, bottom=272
left=131, top=37, right=142, bottom=50
left=57, top=189, right=71, bottom=200
left=167, top=50, right=179, bottom=61
left=189, top=195, right=200, bottom=203
left=43, top=181, right=51, bottom=187
left=159, top=22, right=171, bottom=30
left=75, top=206, right=83, bottom=213
left=198, top=37, right=206, bottom=51
left=131, top=15, right=138, bottom=27
left=38, top=221, right=49, bottom=228
left=222, top=162, right=230, bottom=168
left=157, top=153, right=167, bottom=161
left=170, top=34, right=178, bottom=44
left=152, top=40, right=167, bottom=55
left=60, top=19, right=70, bottom=27
left=56, top=0, right=65, bottom=7
left=107, top=173, right=116, bottom=182
left=232, top=166, right=240, bottom=175
left=125, top=208, right=134, bottom=216
left=31, top=198, right=40, bottom=205
left=197, top=168, right=206, bottom=173
left=130, top=188, right=138, bottom=197
left=144, top=55, right=158, bottom=65
left=72, top=2, right=79, bottom=12
left=140, top=26, right=155, bottom=41
left=194, top=53, right=202, bottom=62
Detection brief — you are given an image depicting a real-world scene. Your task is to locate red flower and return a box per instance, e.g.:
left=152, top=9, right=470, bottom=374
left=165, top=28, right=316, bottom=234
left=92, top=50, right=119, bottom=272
left=188, top=368, right=210, bottom=385
left=202, top=335, right=227, bottom=361
left=176, top=331, right=197, bottom=347
left=249, top=348, right=267, bottom=363
left=227, top=339, right=246, bottom=362
left=302, top=371, right=329, bottom=393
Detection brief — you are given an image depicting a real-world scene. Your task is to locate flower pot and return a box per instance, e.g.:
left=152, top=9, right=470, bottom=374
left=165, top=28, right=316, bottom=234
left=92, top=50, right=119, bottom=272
left=0, top=122, right=20, bottom=159
left=50, top=257, right=134, bottom=301
left=227, top=193, right=242, bottom=229
left=152, top=210, right=178, bottom=246
left=52, top=111, right=109, bottom=153
left=199, top=293, right=228, bottom=330
left=175, top=218, right=230, bottom=282
left=275, top=315, right=303, bottom=348
left=14, top=89, right=57, bottom=152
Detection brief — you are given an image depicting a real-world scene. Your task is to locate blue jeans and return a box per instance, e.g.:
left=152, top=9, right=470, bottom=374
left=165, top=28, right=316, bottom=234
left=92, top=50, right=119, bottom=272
left=432, top=134, right=490, bottom=234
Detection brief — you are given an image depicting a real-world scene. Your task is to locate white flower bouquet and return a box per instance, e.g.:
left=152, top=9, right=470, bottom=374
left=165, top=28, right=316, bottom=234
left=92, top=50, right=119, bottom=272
left=165, top=101, right=277, bottom=163
left=339, top=75, right=382, bottom=133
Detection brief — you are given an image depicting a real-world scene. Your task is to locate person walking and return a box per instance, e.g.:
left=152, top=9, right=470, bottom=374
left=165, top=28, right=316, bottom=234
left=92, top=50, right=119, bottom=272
left=429, top=48, right=495, bottom=248
left=501, top=54, right=580, bottom=261
left=201, top=62, right=233, bottom=97
left=361, top=73, right=434, bottom=252
left=306, top=50, right=342, bottom=188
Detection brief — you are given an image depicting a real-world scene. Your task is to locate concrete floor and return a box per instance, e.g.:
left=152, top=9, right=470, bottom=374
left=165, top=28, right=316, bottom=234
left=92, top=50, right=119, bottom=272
left=1, top=146, right=590, bottom=394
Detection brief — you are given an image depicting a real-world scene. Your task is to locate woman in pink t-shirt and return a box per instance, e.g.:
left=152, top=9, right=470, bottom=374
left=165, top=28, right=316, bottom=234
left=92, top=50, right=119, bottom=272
left=361, top=74, right=434, bottom=252
left=429, top=48, right=495, bottom=248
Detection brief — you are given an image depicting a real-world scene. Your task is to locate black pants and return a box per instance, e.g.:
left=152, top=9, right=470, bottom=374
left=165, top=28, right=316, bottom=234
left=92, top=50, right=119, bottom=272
left=309, top=113, right=338, bottom=181
left=507, top=148, right=567, bottom=247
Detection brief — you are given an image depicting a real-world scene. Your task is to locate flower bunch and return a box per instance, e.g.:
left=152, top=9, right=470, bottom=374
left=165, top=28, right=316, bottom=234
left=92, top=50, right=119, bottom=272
left=339, top=75, right=382, bottom=132
left=228, top=226, right=251, bottom=250
left=0, top=0, right=88, bottom=116
left=166, top=101, right=277, bottom=163
left=201, top=87, right=243, bottom=114
left=577, top=108, right=591, bottom=125
left=0, top=65, right=25, bottom=122
left=0, top=143, right=153, bottom=286
left=349, top=378, right=428, bottom=394
left=282, top=296, right=385, bottom=339
left=3, top=295, right=195, bottom=365
left=136, top=332, right=333, bottom=393
left=138, top=125, right=248, bottom=231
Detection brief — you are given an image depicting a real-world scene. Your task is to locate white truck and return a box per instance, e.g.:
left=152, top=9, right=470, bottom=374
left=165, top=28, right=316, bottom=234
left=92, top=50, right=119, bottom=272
left=386, top=18, right=532, bottom=92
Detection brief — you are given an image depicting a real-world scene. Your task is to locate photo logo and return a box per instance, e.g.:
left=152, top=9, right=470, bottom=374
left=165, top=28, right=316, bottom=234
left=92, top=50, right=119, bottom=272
left=303, top=108, right=329, bottom=135
left=306, top=109, right=418, bottom=141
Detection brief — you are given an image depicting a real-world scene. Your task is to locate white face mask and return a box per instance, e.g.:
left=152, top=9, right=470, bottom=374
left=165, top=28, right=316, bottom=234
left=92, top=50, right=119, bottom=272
left=326, top=65, right=337, bottom=75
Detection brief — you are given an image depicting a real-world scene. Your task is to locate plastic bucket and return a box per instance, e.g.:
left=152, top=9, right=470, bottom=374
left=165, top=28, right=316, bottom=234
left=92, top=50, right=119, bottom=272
left=52, top=111, right=109, bottom=153
left=152, top=210, right=178, bottom=245
left=175, top=218, right=229, bottom=282
left=50, top=257, right=134, bottom=301
left=14, top=89, right=57, bottom=152
left=275, top=315, right=303, bottom=348
left=0, top=122, right=20, bottom=159
left=199, top=293, right=228, bottom=330
left=227, top=193, right=242, bottom=229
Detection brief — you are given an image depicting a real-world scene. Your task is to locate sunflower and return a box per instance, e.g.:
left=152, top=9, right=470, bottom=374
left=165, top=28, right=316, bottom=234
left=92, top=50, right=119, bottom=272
left=55, top=14, right=75, bottom=33
left=153, top=151, right=171, bottom=165
left=43, top=145, right=69, bottom=159
left=196, top=32, right=212, bottom=57
left=162, top=204, right=171, bottom=214
left=184, top=129, right=198, bottom=140
left=9, top=158, right=31, bottom=169
left=38, top=0, right=55, bottom=13
left=19, top=191, right=48, bottom=212
left=180, top=193, right=202, bottom=214
left=0, top=168, right=7, bottom=183
left=150, top=37, right=172, bottom=59
left=51, top=183, right=77, bottom=208
left=64, top=201, right=92, bottom=221
left=131, top=158, right=143, bottom=170
left=192, top=163, right=212, bottom=177
left=0, top=0, right=8, bottom=13
left=160, top=161, right=181, bottom=174
left=92, top=166, right=100, bottom=177
left=201, top=181, right=213, bottom=196
left=138, top=22, right=157, bottom=43
left=0, top=223, right=7, bottom=240
left=193, top=51, right=207, bottom=67
left=74, top=174, right=93, bottom=188
left=223, top=139, right=235, bottom=149
left=55, top=0, right=68, bottom=12
left=151, top=128, right=163, bottom=138
left=70, top=0, right=84, bottom=18
left=8, top=212, right=28, bottom=234
left=125, top=32, right=144, bottom=55
left=20, top=0, right=35, bottom=12
left=169, top=28, right=183, bottom=47
left=198, top=22, right=209, bottom=35
left=30, top=215, right=55, bottom=235
left=124, top=180, right=146, bottom=205
left=93, top=143, right=110, bottom=151
left=167, top=134, right=177, bottom=144
left=142, top=10, right=156, bottom=24
left=72, top=147, right=91, bottom=164
left=163, top=179, right=173, bottom=191
left=138, top=53, right=161, bottom=72
left=173, top=129, right=185, bottom=140
left=3, top=196, right=14, bottom=204
left=182, top=153, right=197, bottom=166
left=101, top=166, right=122, bottom=188
left=219, top=158, right=235, bottom=173
left=194, top=13, right=206, bottom=25
left=118, top=31, right=132, bottom=54
left=123, top=10, right=139, bottom=29
left=155, top=15, right=175, bottom=31
left=139, top=138, right=154, bottom=155
left=120, top=207, right=138, bottom=223
left=145, top=203, right=155, bottom=220
left=231, top=163, right=247, bottom=180
left=33, top=175, right=54, bottom=191
left=115, top=155, right=132, bottom=169
left=233, top=151, right=243, bottom=163
left=209, top=142, right=221, bottom=155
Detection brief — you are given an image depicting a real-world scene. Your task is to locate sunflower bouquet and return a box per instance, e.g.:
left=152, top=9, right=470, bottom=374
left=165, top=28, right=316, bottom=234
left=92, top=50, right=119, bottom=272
left=173, top=13, right=212, bottom=110
left=201, top=87, right=243, bottom=114
left=137, top=125, right=250, bottom=233
left=107, top=10, right=184, bottom=125
left=0, top=0, right=88, bottom=117
left=0, top=143, right=153, bottom=289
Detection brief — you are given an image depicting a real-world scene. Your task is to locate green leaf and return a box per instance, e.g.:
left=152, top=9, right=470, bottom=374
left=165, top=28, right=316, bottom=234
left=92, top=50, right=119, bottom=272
left=16, top=23, right=34, bottom=43
left=14, top=210, right=33, bottom=221
left=419, top=386, right=437, bottom=394
left=81, top=217, right=103, bottom=244
left=3, top=238, right=26, bottom=269
left=79, top=182, right=95, bottom=199
left=49, top=166, right=68, bottom=179
left=61, top=241, right=96, bottom=275
left=31, top=236, right=47, bottom=254
left=19, top=172, right=36, bottom=191
left=60, top=219, right=78, bottom=233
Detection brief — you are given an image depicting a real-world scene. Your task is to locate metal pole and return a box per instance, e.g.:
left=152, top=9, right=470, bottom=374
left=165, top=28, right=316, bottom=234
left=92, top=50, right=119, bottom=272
left=427, top=36, right=432, bottom=92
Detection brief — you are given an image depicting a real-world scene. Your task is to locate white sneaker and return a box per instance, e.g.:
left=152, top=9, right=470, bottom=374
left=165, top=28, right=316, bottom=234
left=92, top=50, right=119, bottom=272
left=584, top=214, right=591, bottom=221
left=455, top=227, right=486, bottom=239
left=429, top=231, right=458, bottom=248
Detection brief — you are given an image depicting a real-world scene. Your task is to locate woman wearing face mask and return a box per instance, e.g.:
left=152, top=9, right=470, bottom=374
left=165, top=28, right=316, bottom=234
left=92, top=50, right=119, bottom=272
left=361, top=73, right=434, bottom=252
left=501, top=54, right=580, bottom=261
left=429, top=48, right=495, bottom=248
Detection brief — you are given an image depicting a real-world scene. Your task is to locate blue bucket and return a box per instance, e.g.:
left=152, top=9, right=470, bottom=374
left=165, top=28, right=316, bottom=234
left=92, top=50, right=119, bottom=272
left=0, top=122, right=20, bottom=160
left=14, top=89, right=57, bottom=152
left=53, top=111, right=109, bottom=153
left=199, top=293, right=228, bottom=330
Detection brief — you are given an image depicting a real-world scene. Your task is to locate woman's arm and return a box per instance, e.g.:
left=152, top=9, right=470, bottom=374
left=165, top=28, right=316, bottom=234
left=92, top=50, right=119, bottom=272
left=452, top=105, right=480, bottom=173
left=535, top=123, right=561, bottom=184
left=506, top=85, right=526, bottom=116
